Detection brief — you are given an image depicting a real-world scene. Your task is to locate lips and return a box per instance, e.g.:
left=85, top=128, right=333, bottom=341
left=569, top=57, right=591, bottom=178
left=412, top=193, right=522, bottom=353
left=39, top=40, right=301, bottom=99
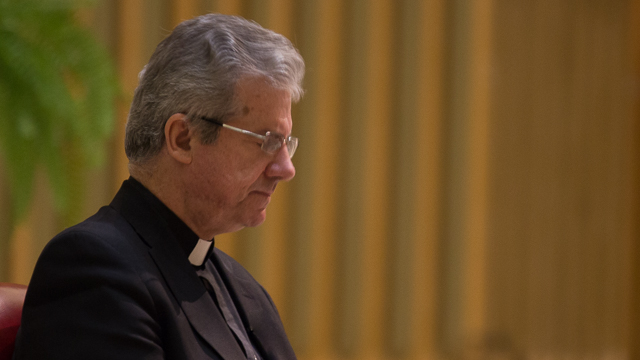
left=250, top=183, right=277, bottom=197
left=249, top=190, right=272, bottom=210
left=252, top=190, right=273, bottom=197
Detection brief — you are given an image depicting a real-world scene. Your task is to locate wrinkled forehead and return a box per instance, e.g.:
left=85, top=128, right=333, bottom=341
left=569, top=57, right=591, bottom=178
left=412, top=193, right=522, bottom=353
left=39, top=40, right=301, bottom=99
left=229, top=77, right=293, bottom=133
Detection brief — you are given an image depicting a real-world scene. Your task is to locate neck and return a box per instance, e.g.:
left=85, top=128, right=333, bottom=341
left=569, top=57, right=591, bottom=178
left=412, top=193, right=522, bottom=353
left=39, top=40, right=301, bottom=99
left=130, top=161, right=226, bottom=240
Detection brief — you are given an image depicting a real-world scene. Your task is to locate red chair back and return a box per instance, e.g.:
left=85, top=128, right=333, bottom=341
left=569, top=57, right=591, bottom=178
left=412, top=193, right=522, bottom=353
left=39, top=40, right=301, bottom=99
left=0, top=283, right=27, bottom=360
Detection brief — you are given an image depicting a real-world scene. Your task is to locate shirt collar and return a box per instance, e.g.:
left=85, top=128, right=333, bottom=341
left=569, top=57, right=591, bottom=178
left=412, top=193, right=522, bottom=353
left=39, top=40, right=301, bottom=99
left=128, top=177, right=214, bottom=266
left=188, top=239, right=213, bottom=266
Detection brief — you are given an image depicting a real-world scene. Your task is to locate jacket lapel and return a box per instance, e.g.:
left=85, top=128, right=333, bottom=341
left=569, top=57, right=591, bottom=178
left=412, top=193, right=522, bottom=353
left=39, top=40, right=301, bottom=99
left=148, top=247, right=245, bottom=360
left=212, top=250, right=297, bottom=360
left=110, top=181, right=246, bottom=360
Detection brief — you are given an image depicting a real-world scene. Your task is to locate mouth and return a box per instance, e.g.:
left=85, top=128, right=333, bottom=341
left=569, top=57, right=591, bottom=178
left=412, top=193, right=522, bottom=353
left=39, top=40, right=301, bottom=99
left=252, top=190, right=273, bottom=197
left=251, top=184, right=277, bottom=198
left=249, top=190, right=273, bottom=211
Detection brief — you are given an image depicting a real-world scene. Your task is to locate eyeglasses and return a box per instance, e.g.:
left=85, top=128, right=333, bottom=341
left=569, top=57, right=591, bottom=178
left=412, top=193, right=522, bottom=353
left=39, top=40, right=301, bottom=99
left=201, top=117, right=298, bottom=158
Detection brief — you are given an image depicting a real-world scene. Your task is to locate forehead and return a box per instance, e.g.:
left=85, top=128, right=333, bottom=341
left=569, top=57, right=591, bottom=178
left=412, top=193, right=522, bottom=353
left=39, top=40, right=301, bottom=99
left=231, top=76, right=292, bottom=133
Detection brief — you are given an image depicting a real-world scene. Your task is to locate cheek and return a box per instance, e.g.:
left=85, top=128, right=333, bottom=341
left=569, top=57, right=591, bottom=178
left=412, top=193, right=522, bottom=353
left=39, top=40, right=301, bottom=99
left=218, top=154, right=270, bottom=188
left=190, top=144, right=269, bottom=201
left=195, top=163, right=266, bottom=205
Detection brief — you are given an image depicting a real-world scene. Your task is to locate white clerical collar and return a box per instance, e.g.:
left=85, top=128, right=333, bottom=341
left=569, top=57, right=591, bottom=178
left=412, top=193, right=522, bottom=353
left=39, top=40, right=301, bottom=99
left=188, top=239, right=213, bottom=266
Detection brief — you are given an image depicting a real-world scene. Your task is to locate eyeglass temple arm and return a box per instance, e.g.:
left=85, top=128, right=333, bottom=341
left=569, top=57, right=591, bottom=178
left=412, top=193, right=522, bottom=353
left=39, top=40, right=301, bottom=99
left=200, top=117, right=266, bottom=141
left=222, top=124, right=266, bottom=141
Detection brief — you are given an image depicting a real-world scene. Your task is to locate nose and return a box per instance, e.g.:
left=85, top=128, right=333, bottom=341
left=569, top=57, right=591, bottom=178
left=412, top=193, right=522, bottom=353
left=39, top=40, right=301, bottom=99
left=265, top=146, right=296, bottom=181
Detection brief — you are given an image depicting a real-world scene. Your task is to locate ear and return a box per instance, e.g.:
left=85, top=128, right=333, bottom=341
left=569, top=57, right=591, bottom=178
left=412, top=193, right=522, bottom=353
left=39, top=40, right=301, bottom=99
left=164, top=113, right=193, bottom=165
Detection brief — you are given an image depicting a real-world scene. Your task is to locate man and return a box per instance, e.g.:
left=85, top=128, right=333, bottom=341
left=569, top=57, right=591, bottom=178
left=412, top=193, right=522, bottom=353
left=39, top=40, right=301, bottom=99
left=13, top=13, right=304, bottom=360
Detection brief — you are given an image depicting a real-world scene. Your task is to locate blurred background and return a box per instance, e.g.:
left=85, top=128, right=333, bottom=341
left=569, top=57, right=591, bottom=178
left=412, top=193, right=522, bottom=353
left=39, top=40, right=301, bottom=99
left=1, top=0, right=639, bottom=359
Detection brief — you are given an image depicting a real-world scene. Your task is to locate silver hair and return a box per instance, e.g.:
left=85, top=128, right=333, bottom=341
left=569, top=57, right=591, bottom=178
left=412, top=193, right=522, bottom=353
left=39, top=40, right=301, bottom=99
left=124, top=13, right=305, bottom=164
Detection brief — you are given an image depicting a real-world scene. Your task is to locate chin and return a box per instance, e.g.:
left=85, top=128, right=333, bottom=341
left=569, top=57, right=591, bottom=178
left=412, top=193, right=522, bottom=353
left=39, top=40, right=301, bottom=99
left=244, top=210, right=267, bottom=227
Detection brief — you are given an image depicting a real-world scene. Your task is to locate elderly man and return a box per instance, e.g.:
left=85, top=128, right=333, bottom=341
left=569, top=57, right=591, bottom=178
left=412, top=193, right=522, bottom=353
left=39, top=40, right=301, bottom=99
left=14, top=13, right=304, bottom=360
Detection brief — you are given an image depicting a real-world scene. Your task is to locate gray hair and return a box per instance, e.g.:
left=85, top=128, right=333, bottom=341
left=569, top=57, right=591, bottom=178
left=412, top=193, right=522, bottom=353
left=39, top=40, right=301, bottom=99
left=125, top=13, right=305, bottom=164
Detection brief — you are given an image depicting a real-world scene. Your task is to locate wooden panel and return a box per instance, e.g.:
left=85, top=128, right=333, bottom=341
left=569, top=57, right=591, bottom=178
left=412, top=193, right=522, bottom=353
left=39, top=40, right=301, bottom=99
left=9, top=223, right=35, bottom=285
left=283, top=0, right=323, bottom=352
left=487, top=0, right=535, bottom=354
left=263, top=0, right=294, bottom=37
left=464, top=0, right=493, bottom=349
left=628, top=0, right=640, bottom=356
left=439, top=0, right=473, bottom=353
left=358, top=0, right=395, bottom=356
left=487, top=0, right=635, bottom=358
left=170, top=0, right=200, bottom=26
left=334, top=0, right=369, bottom=353
left=410, top=0, right=446, bottom=357
left=387, top=0, right=445, bottom=356
left=0, top=157, right=11, bottom=281
left=114, top=0, right=145, bottom=190
left=212, top=0, right=244, bottom=15
left=527, top=0, right=569, bottom=352
left=297, top=0, right=345, bottom=357
left=9, top=173, right=57, bottom=285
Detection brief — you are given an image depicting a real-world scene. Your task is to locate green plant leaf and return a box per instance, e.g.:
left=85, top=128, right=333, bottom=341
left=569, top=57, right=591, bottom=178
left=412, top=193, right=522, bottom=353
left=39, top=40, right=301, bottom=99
left=0, top=0, right=119, bottom=224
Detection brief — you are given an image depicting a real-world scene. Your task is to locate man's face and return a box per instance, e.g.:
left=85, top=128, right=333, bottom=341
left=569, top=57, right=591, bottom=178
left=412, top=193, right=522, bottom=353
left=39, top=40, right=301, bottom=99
left=183, top=77, right=296, bottom=236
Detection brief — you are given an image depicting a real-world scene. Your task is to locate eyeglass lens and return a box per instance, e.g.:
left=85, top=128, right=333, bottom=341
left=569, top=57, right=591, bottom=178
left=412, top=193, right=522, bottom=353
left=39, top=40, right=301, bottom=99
left=286, top=137, right=298, bottom=158
left=263, top=134, right=298, bottom=158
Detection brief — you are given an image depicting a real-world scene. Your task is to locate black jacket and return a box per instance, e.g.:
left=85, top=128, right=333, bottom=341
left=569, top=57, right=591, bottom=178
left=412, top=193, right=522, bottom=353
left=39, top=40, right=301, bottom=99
left=14, top=180, right=296, bottom=360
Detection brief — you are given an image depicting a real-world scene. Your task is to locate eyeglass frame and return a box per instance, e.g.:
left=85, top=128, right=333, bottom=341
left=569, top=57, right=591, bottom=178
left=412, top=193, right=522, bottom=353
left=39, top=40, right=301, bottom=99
left=200, top=117, right=298, bottom=158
